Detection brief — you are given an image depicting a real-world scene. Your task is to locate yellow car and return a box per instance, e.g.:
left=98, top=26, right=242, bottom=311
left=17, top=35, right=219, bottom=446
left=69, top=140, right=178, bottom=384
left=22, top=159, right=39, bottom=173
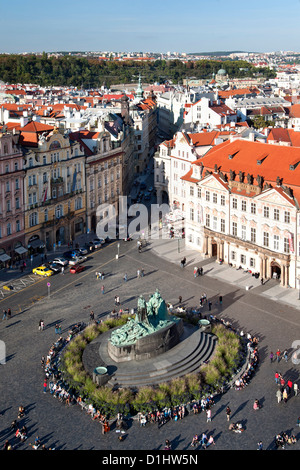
left=32, top=265, right=53, bottom=277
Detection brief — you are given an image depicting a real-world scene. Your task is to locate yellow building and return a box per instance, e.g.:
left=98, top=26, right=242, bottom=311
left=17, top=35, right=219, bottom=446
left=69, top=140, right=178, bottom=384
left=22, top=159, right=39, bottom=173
left=22, top=126, right=86, bottom=251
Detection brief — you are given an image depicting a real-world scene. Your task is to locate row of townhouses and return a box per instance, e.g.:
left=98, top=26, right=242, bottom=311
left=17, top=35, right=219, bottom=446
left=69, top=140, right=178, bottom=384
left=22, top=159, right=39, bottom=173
left=0, top=83, right=158, bottom=265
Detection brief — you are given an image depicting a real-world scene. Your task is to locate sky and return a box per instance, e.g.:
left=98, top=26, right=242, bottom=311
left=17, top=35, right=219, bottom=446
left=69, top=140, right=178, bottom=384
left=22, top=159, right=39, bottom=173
left=1, top=0, right=300, bottom=54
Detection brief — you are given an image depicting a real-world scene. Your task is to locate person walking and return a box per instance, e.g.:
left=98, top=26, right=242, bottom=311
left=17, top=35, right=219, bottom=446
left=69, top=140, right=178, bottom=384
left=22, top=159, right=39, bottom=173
left=276, top=349, right=281, bottom=362
left=208, top=300, right=212, bottom=311
left=226, top=406, right=231, bottom=421
left=101, top=285, right=104, bottom=295
left=270, top=351, right=274, bottom=363
left=43, top=379, right=47, bottom=393
left=206, top=408, right=212, bottom=422
left=283, top=350, right=288, bottom=362
left=275, top=371, right=279, bottom=385
left=2, top=310, right=7, bottom=321
left=294, top=382, right=298, bottom=396
left=61, top=266, right=64, bottom=275
left=276, top=389, right=282, bottom=403
left=123, top=273, right=128, bottom=282
left=7, top=308, right=11, bottom=319
left=282, top=388, right=288, bottom=403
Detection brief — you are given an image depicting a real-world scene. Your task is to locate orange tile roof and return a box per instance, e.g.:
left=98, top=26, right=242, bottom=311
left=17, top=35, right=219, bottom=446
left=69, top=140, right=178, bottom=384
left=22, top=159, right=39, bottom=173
left=193, top=138, right=300, bottom=203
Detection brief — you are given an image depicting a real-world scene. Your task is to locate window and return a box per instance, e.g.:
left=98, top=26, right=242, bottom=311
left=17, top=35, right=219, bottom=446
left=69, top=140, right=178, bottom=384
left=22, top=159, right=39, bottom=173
left=273, top=208, right=280, bottom=221
left=197, top=187, right=201, bottom=198
left=6, top=181, right=10, bottom=192
left=16, top=220, right=20, bottom=232
left=213, top=216, right=217, bottom=231
left=231, top=251, right=236, bottom=261
left=15, top=178, right=19, bottom=190
left=29, top=157, right=33, bottom=168
left=251, top=227, right=256, bottom=243
left=44, top=209, right=48, bottom=222
left=190, top=186, right=194, bottom=196
left=205, top=191, right=210, bottom=202
left=250, top=258, right=255, bottom=268
left=43, top=172, right=47, bottom=183
left=232, top=221, right=237, bottom=236
left=6, top=200, right=11, bottom=212
left=273, top=235, right=279, bottom=251
left=75, top=197, right=82, bottom=210
left=43, top=155, right=47, bottom=165
left=7, top=223, right=11, bottom=236
left=213, top=193, right=217, bottom=204
left=284, top=237, right=290, bottom=253
left=29, top=212, right=38, bottom=227
left=14, top=162, right=18, bottom=171
left=220, top=219, right=225, bottom=233
left=55, top=205, right=63, bottom=219
left=205, top=214, right=210, bottom=227
left=241, top=225, right=246, bottom=240
left=232, top=198, right=237, bottom=209
left=15, top=197, right=20, bottom=209
left=240, top=254, right=246, bottom=264
left=264, top=206, right=269, bottom=218
left=241, top=200, right=247, bottom=212
left=263, top=231, right=269, bottom=247
left=250, top=202, right=256, bottom=214
left=284, top=211, right=290, bottom=224
left=220, top=195, right=225, bottom=206
left=190, top=208, right=194, bottom=221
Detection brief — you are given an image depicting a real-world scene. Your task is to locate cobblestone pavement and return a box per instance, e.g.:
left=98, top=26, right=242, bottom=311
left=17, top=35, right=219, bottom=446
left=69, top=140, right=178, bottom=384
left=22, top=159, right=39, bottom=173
left=0, top=239, right=300, bottom=452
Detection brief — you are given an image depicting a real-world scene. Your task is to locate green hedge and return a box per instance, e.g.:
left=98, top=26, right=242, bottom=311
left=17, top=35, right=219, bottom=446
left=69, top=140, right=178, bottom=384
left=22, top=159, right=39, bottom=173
left=59, top=316, right=242, bottom=417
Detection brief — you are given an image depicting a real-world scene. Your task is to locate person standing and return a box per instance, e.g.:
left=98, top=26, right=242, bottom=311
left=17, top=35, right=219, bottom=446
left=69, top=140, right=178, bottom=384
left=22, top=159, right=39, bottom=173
left=61, top=266, right=64, bottom=275
left=270, top=352, right=274, bottom=363
left=124, top=273, right=128, bottom=282
left=101, top=285, right=104, bottom=295
left=226, top=406, right=231, bottom=421
left=2, top=310, right=7, bottom=321
left=206, top=408, right=212, bottom=422
left=43, top=379, right=47, bottom=393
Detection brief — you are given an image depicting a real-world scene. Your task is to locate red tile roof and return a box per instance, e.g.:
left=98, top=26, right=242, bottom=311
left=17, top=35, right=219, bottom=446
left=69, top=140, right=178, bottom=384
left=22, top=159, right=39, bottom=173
left=192, top=138, right=300, bottom=203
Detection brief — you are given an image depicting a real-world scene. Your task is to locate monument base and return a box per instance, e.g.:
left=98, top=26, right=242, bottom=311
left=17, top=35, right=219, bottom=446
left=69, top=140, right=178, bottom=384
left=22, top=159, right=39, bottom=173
left=107, top=318, right=184, bottom=362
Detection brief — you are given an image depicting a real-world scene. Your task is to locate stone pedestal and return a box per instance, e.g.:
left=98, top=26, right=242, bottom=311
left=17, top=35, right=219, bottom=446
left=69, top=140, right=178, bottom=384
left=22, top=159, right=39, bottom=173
left=107, top=318, right=184, bottom=362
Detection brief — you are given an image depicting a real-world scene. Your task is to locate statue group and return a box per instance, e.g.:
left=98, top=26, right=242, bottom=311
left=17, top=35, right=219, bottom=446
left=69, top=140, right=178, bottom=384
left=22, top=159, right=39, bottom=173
left=110, top=289, right=172, bottom=347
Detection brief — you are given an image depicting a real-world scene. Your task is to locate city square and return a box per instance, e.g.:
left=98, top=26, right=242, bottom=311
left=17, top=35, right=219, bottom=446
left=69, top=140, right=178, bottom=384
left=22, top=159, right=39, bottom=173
left=0, top=237, right=300, bottom=452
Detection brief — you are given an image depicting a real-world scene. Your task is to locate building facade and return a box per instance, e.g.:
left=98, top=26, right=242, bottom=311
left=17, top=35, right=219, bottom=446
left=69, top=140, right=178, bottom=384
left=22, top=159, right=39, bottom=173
left=23, top=130, right=86, bottom=251
left=182, top=138, right=300, bottom=288
left=0, top=131, right=26, bottom=266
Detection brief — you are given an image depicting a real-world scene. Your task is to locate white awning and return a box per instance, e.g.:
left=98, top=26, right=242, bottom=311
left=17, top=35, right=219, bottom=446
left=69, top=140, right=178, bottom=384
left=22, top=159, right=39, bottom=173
left=0, top=253, right=11, bottom=262
left=14, top=246, right=28, bottom=255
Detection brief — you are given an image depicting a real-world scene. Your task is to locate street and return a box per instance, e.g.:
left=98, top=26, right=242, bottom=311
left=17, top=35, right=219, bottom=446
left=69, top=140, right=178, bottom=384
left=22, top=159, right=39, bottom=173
left=0, top=238, right=300, bottom=452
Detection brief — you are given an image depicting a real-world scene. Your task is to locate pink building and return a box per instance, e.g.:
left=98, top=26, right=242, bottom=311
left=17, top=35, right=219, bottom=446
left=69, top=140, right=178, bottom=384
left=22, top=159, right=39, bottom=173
left=0, top=131, right=26, bottom=267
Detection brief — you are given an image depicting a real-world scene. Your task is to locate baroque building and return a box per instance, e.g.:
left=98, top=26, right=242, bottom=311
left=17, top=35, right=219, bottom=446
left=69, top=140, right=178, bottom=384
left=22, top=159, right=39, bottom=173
left=22, top=126, right=86, bottom=251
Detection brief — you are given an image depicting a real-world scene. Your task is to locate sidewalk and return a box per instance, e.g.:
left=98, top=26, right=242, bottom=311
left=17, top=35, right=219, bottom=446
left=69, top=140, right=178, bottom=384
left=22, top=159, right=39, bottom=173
left=150, top=237, right=300, bottom=311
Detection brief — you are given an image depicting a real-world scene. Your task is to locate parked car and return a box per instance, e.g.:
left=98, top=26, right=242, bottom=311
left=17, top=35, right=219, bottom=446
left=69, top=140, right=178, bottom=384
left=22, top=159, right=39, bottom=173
left=32, top=265, right=54, bottom=277
left=144, top=192, right=151, bottom=200
left=93, top=238, right=105, bottom=248
left=69, top=255, right=87, bottom=265
left=78, top=246, right=88, bottom=255
left=140, top=182, right=146, bottom=189
left=53, top=257, right=69, bottom=266
left=48, top=262, right=62, bottom=273
left=70, top=264, right=85, bottom=274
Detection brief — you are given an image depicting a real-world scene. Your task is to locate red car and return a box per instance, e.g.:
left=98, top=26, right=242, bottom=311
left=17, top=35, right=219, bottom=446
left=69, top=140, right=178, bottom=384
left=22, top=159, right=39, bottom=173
left=70, top=265, right=85, bottom=274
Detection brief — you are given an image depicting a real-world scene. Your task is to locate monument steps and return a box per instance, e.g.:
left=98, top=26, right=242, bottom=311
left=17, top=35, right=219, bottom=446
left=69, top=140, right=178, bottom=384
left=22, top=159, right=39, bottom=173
left=106, top=330, right=217, bottom=388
